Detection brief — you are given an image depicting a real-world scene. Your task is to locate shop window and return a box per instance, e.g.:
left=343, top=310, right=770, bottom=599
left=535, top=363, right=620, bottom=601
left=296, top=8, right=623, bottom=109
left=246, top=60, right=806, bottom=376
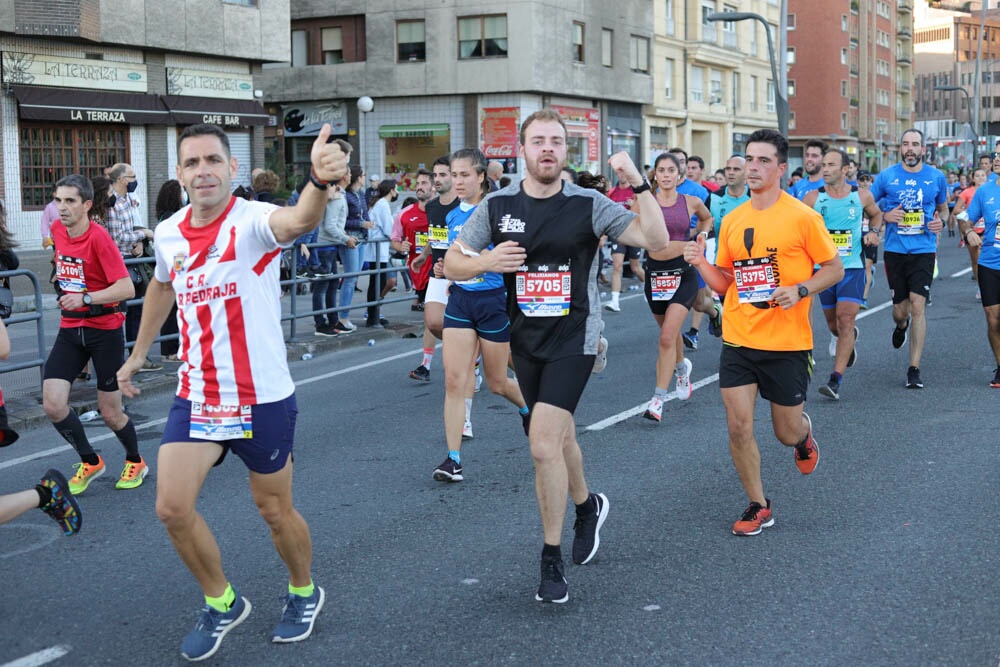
left=397, top=20, right=426, bottom=62
left=19, top=124, right=128, bottom=209
left=458, top=15, right=508, bottom=59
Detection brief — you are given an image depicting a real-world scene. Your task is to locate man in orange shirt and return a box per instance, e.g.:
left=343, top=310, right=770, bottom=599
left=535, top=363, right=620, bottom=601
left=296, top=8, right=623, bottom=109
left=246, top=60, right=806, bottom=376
left=683, top=129, right=843, bottom=536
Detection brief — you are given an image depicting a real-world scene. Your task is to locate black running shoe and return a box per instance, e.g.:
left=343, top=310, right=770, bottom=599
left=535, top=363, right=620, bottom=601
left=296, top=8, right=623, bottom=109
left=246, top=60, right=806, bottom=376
left=432, top=457, right=463, bottom=482
left=535, top=556, right=568, bottom=603
left=892, top=318, right=909, bottom=349
left=991, top=367, right=1000, bottom=388
left=818, top=377, right=841, bottom=400
left=906, top=366, right=924, bottom=389
left=847, top=326, right=859, bottom=368
left=409, top=365, right=430, bottom=382
left=572, top=492, right=609, bottom=565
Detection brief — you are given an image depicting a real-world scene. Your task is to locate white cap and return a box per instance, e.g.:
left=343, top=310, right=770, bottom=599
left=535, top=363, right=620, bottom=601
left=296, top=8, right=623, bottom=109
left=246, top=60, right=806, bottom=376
left=370, top=174, right=381, bottom=181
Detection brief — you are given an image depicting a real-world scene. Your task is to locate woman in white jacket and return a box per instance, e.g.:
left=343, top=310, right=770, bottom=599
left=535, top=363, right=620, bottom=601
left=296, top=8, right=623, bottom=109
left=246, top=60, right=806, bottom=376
left=365, top=180, right=398, bottom=326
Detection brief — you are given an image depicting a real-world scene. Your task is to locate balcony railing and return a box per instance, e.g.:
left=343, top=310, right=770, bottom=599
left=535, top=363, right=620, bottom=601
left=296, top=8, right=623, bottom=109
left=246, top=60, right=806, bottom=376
left=702, top=23, right=717, bottom=44
left=665, top=18, right=675, bottom=35
left=897, top=0, right=913, bottom=13
left=723, top=31, right=738, bottom=49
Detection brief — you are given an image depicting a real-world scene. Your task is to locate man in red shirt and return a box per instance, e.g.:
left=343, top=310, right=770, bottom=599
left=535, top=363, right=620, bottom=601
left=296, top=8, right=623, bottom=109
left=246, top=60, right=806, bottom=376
left=42, top=174, right=139, bottom=495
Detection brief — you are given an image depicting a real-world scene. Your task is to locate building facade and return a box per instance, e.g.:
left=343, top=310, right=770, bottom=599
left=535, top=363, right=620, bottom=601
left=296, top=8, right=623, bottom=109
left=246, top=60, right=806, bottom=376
left=913, top=3, right=1000, bottom=168
left=787, top=0, right=914, bottom=172
left=257, top=1, right=653, bottom=186
left=0, top=0, right=286, bottom=245
left=646, top=0, right=783, bottom=172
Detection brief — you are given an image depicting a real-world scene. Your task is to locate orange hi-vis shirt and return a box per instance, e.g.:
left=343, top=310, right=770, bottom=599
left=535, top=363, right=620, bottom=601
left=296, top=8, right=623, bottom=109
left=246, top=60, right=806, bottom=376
left=715, top=191, right=838, bottom=351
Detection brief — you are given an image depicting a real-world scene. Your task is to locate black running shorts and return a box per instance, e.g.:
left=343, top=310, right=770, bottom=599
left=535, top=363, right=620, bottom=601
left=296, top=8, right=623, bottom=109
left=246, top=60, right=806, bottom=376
left=43, top=327, right=124, bottom=393
left=719, top=344, right=812, bottom=407
left=978, top=264, right=1000, bottom=308
left=512, top=353, right=594, bottom=414
left=883, top=251, right=935, bottom=303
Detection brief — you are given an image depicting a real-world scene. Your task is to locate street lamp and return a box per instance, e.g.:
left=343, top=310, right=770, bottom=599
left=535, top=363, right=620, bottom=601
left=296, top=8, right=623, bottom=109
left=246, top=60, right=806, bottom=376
left=935, top=85, right=977, bottom=164
left=707, top=11, right=788, bottom=140
left=357, top=96, right=374, bottom=169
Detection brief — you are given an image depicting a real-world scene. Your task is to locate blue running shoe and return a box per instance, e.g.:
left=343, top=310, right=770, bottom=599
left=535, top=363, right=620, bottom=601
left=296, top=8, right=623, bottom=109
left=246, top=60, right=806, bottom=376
left=181, top=593, right=251, bottom=661
left=38, top=469, right=82, bottom=536
left=681, top=329, right=699, bottom=350
left=272, top=586, right=325, bottom=643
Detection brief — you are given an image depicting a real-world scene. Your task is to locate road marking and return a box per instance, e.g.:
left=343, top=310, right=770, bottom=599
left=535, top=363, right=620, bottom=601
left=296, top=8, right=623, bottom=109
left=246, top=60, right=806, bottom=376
left=1, top=645, right=71, bottom=667
left=950, top=267, right=972, bottom=278
left=585, top=297, right=893, bottom=432
left=0, top=418, right=167, bottom=472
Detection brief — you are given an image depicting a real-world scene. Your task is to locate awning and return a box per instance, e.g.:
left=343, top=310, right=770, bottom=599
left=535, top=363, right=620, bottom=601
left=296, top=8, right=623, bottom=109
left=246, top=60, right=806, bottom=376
left=378, top=123, right=449, bottom=139
left=11, top=85, right=170, bottom=124
left=160, top=95, right=269, bottom=127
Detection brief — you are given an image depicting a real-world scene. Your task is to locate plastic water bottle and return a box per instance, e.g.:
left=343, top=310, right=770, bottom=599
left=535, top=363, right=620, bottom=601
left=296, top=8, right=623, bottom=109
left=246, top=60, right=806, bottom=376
left=367, top=339, right=376, bottom=346
left=79, top=410, right=99, bottom=422
left=301, top=353, right=313, bottom=361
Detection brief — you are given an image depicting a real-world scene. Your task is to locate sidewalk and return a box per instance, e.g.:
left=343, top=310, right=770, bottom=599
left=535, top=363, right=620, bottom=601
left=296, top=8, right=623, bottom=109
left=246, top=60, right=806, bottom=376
left=1, top=265, right=427, bottom=435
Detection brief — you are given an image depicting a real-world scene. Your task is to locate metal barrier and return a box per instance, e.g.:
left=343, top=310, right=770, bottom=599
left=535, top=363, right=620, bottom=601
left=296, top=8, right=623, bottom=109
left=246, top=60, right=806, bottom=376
left=0, top=269, right=47, bottom=389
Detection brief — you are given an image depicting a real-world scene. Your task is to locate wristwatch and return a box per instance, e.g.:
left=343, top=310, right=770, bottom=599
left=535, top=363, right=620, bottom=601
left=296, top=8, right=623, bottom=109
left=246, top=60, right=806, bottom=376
left=82, top=293, right=92, bottom=306
left=796, top=284, right=809, bottom=299
left=630, top=180, right=652, bottom=195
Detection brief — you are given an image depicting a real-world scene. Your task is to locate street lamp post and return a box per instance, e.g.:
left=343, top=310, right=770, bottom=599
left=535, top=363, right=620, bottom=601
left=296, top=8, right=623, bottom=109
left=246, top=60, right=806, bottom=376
left=357, top=96, right=374, bottom=170
left=935, top=85, right=976, bottom=165
left=707, top=10, right=788, bottom=140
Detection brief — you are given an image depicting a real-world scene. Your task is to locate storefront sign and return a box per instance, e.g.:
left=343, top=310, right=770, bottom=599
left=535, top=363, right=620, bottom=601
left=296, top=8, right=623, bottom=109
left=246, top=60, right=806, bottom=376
left=552, top=105, right=600, bottom=162
left=481, top=107, right=520, bottom=159
left=166, top=68, right=254, bottom=100
left=282, top=101, right=348, bottom=136
left=2, top=52, right=147, bottom=92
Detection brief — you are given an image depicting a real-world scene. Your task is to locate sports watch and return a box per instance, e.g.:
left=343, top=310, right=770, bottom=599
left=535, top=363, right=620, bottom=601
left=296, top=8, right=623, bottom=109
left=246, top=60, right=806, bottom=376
left=796, top=284, right=809, bottom=299
left=82, top=293, right=93, bottom=306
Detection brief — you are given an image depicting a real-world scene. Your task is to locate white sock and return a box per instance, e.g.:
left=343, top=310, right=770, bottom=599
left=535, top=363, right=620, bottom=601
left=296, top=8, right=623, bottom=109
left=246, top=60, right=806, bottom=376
left=465, top=398, right=472, bottom=421
left=611, top=291, right=620, bottom=306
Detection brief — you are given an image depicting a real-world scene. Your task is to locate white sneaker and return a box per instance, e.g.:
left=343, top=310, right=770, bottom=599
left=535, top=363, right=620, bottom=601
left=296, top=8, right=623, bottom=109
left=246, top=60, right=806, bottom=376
left=474, top=366, right=483, bottom=393
left=642, top=396, right=663, bottom=422
left=674, top=358, right=693, bottom=401
left=828, top=333, right=838, bottom=358
left=604, top=302, right=621, bottom=313
left=592, top=337, right=609, bottom=374
left=462, top=420, right=474, bottom=439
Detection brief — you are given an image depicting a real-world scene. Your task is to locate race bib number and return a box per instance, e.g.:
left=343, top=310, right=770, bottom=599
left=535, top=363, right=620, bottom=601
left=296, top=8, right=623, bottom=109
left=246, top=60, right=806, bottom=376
left=189, top=403, right=253, bottom=441
left=829, top=229, right=853, bottom=257
left=733, top=257, right=777, bottom=304
left=899, top=210, right=924, bottom=236
left=414, top=231, right=428, bottom=254
left=429, top=225, right=449, bottom=249
left=55, top=255, right=86, bottom=293
left=516, top=262, right=571, bottom=317
left=994, top=223, right=1000, bottom=247
left=650, top=270, right=682, bottom=301
left=973, top=219, right=986, bottom=235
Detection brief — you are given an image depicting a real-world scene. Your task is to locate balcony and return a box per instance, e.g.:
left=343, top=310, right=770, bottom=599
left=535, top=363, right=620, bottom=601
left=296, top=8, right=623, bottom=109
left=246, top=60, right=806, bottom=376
left=897, top=79, right=911, bottom=92
left=897, top=54, right=912, bottom=65
left=665, top=18, right=675, bottom=36
left=723, top=30, right=738, bottom=49
left=702, top=23, right=717, bottom=44
left=898, top=28, right=912, bottom=40
left=898, top=104, right=912, bottom=117
left=897, top=0, right=913, bottom=13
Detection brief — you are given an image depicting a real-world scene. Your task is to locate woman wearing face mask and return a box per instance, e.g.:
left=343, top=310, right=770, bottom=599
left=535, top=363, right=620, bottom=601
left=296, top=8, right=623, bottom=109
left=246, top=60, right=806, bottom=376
left=364, top=180, right=399, bottom=327
left=338, top=166, right=374, bottom=333
left=431, top=148, right=529, bottom=484
left=641, top=152, right=713, bottom=423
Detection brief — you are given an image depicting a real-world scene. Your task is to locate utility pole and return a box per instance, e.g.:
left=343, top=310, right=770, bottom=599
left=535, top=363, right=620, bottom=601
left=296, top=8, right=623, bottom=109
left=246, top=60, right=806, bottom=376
left=974, top=0, right=986, bottom=152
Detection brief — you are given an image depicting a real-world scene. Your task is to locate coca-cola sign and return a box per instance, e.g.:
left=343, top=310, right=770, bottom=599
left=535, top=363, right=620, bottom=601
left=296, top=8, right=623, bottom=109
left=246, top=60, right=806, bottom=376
left=481, top=107, right=520, bottom=159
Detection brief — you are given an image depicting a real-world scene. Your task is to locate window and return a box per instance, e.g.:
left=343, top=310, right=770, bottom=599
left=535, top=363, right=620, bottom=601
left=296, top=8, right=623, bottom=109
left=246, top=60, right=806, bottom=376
left=841, top=80, right=848, bottom=97
left=322, top=27, right=343, bottom=64
left=788, top=13, right=796, bottom=30
left=20, top=125, right=128, bottom=209
left=223, top=0, right=256, bottom=5
left=732, top=71, right=740, bottom=109
left=458, top=15, right=508, bottom=59
left=602, top=29, right=613, bottom=67
left=842, top=15, right=848, bottom=31
left=629, top=35, right=649, bottom=73
left=665, top=0, right=675, bottom=36
left=766, top=79, right=775, bottom=113
left=841, top=112, right=848, bottom=130
left=787, top=47, right=795, bottom=65
left=664, top=58, right=674, bottom=98
left=397, top=20, right=426, bottom=62
left=789, top=111, right=796, bottom=130
left=750, top=24, right=758, bottom=56
left=573, top=22, right=585, bottom=63
left=691, top=66, right=705, bottom=103
left=291, top=29, right=308, bottom=67
left=710, top=68, right=723, bottom=104
left=722, top=5, right=738, bottom=47
left=841, top=48, right=848, bottom=65
left=788, top=79, right=796, bottom=97
left=701, top=1, right=717, bottom=42
left=750, top=74, right=758, bottom=111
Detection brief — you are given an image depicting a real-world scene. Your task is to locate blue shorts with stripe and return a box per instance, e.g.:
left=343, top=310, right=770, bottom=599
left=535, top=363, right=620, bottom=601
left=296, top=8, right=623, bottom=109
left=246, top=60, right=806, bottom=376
left=443, top=285, right=511, bottom=343
left=819, top=267, right=867, bottom=309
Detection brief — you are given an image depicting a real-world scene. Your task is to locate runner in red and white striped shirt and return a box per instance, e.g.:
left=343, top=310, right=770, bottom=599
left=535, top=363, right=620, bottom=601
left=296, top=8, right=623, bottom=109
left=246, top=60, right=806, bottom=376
left=118, top=123, right=348, bottom=661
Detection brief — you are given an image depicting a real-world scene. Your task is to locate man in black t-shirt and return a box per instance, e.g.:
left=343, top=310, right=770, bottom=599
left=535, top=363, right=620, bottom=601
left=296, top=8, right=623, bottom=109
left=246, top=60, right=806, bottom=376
left=448, top=109, right=670, bottom=604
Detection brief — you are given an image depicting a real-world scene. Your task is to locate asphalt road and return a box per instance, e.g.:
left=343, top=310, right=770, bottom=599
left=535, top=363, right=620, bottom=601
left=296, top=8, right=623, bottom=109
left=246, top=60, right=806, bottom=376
left=1, top=238, right=997, bottom=667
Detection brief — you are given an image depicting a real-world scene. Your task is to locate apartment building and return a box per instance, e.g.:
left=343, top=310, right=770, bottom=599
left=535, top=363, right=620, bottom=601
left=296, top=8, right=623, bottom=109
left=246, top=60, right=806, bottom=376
left=257, top=1, right=653, bottom=183
left=0, top=0, right=284, bottom=244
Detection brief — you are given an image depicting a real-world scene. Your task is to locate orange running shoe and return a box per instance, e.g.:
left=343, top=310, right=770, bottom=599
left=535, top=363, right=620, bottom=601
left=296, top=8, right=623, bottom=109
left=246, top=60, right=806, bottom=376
left=732, top=499, right=773, bottom=536
left=116, top=457, right=149, bottom=490
left=794, top=412, right=820, bottom=475
left=68, top=456, right=106, bottom=495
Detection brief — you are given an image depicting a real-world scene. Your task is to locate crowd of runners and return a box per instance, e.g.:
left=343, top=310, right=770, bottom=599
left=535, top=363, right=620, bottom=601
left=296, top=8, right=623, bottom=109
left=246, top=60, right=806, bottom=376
left=3, top=111, right=1000, bottom=661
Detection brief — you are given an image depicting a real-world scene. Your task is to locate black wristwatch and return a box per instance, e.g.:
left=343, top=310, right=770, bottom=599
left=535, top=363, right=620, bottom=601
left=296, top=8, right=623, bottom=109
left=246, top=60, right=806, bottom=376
left=82, top=293, right=92, bottom=306
left=797, top=284, right=809, bottom=299
left=630, top=180, right=652, bottom=195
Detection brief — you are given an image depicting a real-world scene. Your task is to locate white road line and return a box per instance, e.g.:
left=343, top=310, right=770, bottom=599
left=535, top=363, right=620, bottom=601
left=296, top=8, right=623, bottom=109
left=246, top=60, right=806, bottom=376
left=950, top=267, right=972, bottom=278
left=1, top=645, right=71, bottom=667
left=295, top=346, right=436, bottom=386
left=0, top=418, right=167, bottom=472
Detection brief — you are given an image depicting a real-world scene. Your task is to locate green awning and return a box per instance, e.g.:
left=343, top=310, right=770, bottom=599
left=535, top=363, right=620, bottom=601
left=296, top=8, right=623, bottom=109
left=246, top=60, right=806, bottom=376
left=378, top=123, right=449, bottom=139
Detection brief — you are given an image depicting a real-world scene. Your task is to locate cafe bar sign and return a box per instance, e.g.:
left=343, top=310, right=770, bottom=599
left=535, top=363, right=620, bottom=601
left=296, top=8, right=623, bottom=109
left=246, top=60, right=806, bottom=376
left=166, top=68, right=254, bottom=101
left=2, top=52, right=147, bottom=92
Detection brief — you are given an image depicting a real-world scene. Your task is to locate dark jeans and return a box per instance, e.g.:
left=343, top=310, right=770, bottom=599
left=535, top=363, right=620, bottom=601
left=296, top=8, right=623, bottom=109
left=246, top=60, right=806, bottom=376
left=311, top=248, right=338, bottom=327
left=366, top=261, right=392, bottom=322
left=125, top=278, right=147, bottom=345
left=160, top=304, right=179, bottom=356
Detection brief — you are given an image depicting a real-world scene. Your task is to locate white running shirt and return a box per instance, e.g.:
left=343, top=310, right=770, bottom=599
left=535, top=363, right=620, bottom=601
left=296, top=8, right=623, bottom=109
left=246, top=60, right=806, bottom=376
left=154, top=196, right=294, bottom=405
